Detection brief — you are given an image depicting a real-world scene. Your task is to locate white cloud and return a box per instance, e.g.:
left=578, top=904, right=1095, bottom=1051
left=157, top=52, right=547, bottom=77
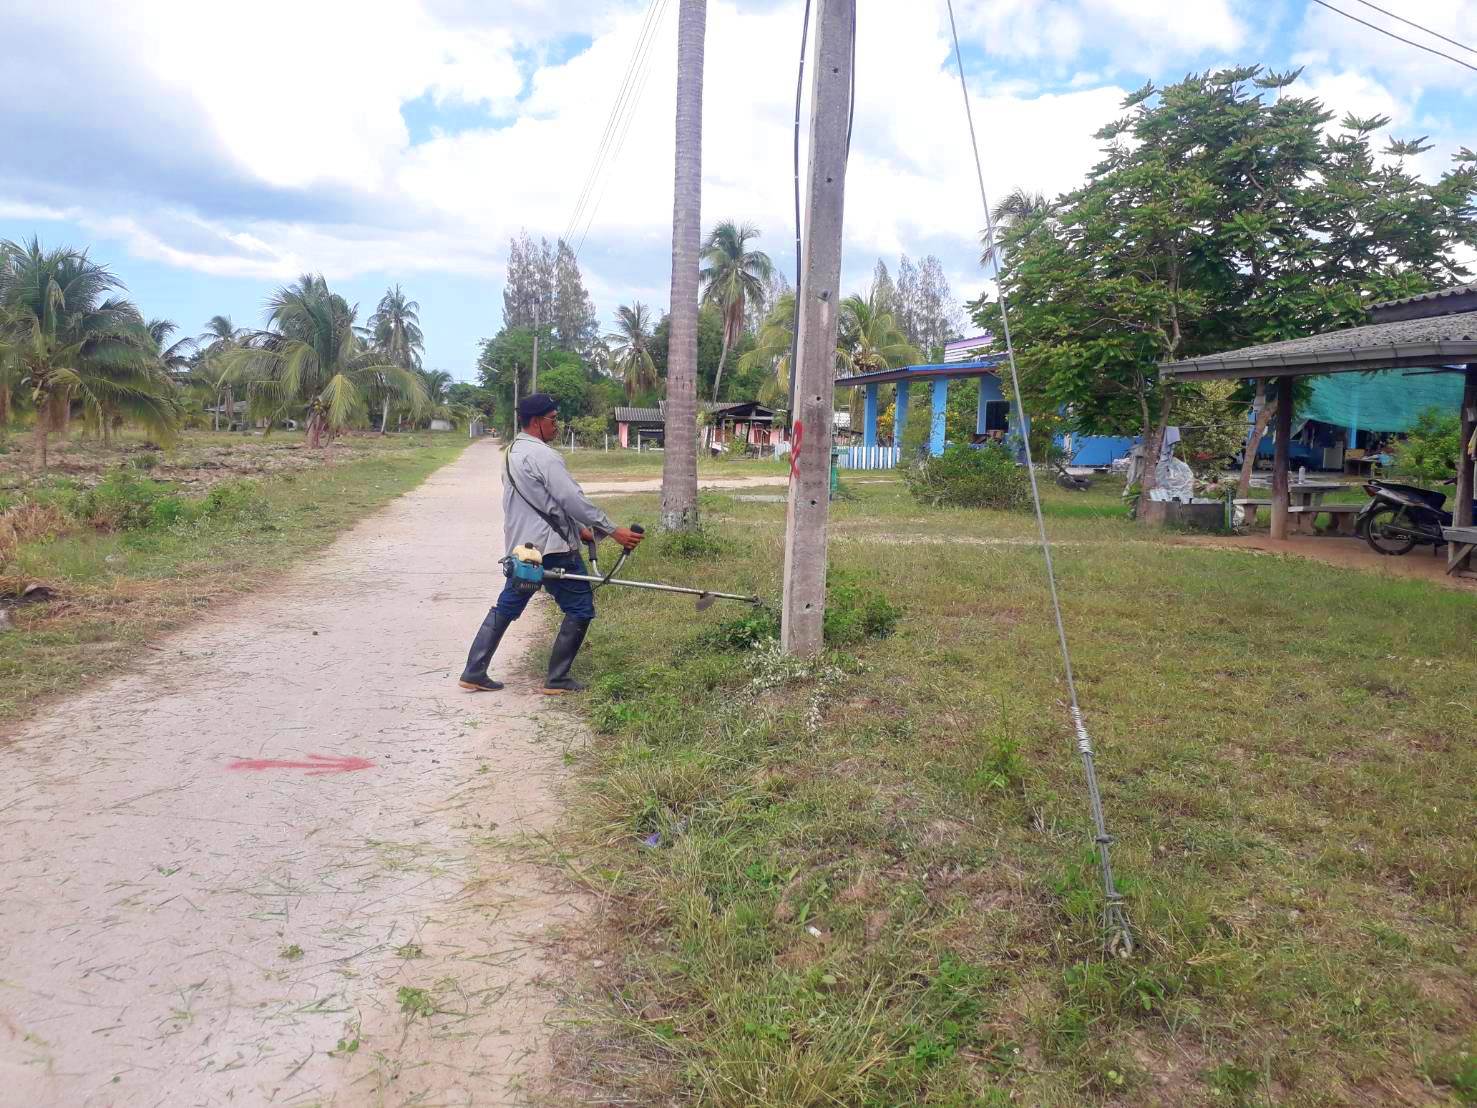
left=961, top=0, right=1244, bottom=67
left=11, top=0, right=1468, bottom=347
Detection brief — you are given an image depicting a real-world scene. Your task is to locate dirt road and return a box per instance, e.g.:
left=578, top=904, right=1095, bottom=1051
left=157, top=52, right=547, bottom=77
left=0, top=440, right=581, bottom=1106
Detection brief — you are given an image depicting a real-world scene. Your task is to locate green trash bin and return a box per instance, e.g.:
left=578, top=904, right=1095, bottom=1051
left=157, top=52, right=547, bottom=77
left=830, top=446, right=841, bottom=500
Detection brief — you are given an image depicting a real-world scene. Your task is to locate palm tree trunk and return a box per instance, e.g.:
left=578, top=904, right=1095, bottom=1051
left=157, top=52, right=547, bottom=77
left=711, top=333, right=731, bottom=403
left=34, top=397, right=49, bottom=471
left=1237, top=380, right=1272, bottom=501
left=660, top=0, right=706, bottom=532
left=381, top=394, right=390, bottom=436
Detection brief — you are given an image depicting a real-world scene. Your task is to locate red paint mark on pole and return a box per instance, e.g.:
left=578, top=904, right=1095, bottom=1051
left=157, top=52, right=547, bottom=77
left=789, top=420, right=804, bottom=479
left=227, top=754, right=375, bottom=776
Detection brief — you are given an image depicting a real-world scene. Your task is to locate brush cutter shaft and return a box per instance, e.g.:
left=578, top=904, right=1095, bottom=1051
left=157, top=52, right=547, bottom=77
left=543, top=569, right=758, bottom=604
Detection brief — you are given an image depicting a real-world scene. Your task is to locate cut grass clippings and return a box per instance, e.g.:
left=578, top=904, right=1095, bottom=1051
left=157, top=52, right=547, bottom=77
left=551, top=475, right=1477, bottom=1106
left=0, top=431, right=468, bottom=726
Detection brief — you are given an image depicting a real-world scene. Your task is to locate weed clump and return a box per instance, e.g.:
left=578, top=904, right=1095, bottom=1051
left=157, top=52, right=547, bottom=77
left=904, top=442, right=1029, bottom=510
left=823, top=572, right=901, bottom=645
left=698, top=576, right=900, bottom=653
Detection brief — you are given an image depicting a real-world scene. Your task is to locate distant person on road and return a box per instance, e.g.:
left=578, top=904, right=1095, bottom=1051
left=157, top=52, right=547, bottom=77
left=458, top=393, right=644, bottom=695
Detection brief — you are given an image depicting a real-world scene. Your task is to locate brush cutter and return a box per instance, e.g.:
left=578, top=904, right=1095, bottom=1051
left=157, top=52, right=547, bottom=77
left=501, top=525, right=760, bottom=611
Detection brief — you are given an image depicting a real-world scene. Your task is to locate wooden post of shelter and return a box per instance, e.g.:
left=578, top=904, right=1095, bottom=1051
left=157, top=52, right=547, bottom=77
left=780, top=0, right=854, bottom=657
left=1456, top=367, right=1477, bottom=532
left=1270, top=375, right=1293, bottom=540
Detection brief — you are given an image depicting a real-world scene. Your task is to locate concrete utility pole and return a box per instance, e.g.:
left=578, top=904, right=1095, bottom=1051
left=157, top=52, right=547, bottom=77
left=530, top=303, right=541, bottom=393
left=780, top=0, right=854, bottom=656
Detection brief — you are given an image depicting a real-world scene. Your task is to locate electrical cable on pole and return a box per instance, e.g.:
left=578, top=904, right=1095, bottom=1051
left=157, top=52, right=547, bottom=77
left=1308, top=0, right=1477, bottom=73
left=785, top=0, right=813, bottom=424
left=944, top=0, right=1133, bottom=957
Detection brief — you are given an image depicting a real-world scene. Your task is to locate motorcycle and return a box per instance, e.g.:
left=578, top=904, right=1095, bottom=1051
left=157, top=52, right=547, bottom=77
left=1357, top=479, right=1476, bottom=556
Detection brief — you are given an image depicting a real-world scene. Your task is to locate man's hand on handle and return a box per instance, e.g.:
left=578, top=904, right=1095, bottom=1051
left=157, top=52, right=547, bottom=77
left=611, top=525, right=645, bottom=552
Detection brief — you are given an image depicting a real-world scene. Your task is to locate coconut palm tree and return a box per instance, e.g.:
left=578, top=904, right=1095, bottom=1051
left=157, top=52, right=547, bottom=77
left=837, top=292, right=917, bottom=376
left=225, top=274, right=427, bottom=448
left=606, top=302, right=659, bottom=401
left=837, top=292, right=918, bottom=429
left=148, top=319, right=195, bottom=377
left=700, top=220, right=772, bottom=402
left=0, top=238, right=179, bottom=468
left=980, top=187, right=1055, bottom=269
left=737, top=292, right=795, bottom=409
left=366, top=284, right=423, bottom=434
left=195, top=315, right=243, bottom=430
left=660, top=0, right=706, bottom=532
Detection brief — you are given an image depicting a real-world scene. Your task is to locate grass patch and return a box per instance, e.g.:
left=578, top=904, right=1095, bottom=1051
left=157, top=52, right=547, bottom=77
left=553, top=476, right=1477, bottom=1106
left=0, top=430, right=467, bottom=725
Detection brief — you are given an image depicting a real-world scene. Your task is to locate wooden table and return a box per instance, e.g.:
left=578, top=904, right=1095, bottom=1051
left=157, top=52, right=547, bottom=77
left=1288, top=482, right=1342, bottom=533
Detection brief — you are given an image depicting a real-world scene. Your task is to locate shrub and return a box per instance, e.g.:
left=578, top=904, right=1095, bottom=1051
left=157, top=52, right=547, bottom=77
left=903, top=443, right=1029, bottom=510
left=76, top=471, right=186, bottom=532
left=1393, top=408, right=1462, bottom=486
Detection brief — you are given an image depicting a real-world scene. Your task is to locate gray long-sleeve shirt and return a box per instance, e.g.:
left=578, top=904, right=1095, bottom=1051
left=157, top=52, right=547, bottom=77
left=502, top=433, right=615, bottom=556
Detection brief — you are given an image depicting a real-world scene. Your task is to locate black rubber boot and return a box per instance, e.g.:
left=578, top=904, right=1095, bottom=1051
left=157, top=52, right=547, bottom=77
left=459, top=610, right=514, bottom=691
left=542, top=615, right=591, bottom=695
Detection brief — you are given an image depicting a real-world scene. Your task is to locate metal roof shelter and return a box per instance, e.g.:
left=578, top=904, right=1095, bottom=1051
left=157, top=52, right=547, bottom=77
left=834, top=356, right=1018, bottom=456
left=1161, top=282, right=1477, bottom=552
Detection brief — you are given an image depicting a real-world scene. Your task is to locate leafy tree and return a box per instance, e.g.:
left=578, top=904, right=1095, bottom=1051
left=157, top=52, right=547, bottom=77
left=502, top=232, right=555, bottom=331
left=606, top=302, right=659, bottom=401
left=700, top=220, right=772, bottom=402
left=447, top=381, right=496, bottom=420
left=537, top=362, right=589, bottom=424
left=0, top=237, right=179, bottom=467
left=226, top=274, right=426, bottom=447
left=650, top=305, right=735, bottom=399
left=366, top=284, right=424, bottom=433
left=553, top=240, right=599, bottom=356
left=971, top=66, right=1477, bottom=495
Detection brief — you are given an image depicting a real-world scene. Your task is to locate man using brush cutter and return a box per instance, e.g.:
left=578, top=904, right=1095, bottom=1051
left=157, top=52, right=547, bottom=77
left=459, top=393, right=644, bottom=695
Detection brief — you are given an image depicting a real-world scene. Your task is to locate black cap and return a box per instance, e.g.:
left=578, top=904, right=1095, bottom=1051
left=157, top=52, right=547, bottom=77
left=517, top=393, right=559, bottom=423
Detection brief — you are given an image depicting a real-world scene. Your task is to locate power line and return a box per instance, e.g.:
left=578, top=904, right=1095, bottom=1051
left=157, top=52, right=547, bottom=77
left=944, top=0, right=1134, bottom=959
left=574, top=0, right=670, bottom=258
left=1348, top=0, right=1477, bottom=57
left=562, top=0, right=663, bottom=247
left=1308, top=0, right=1477, bottom=73
left=562, top=0, right=672, bottom=257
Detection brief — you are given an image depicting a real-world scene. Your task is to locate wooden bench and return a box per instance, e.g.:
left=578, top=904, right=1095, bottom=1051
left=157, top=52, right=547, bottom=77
left=1443, top=525, right=1477, bottom=576
left=1233, top=498, right=1271, bottom=527
left=1289, top=503, right=1363, bottom=535
left=1235, top=499, right=1363, bottom=534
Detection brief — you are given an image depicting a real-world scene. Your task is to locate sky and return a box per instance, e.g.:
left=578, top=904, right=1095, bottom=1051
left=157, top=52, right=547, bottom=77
left=3, top=0, right=1474, bottom=381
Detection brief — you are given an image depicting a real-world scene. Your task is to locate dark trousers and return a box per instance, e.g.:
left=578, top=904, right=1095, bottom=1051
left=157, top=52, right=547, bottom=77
left=494, top=551, right=596, bottom=622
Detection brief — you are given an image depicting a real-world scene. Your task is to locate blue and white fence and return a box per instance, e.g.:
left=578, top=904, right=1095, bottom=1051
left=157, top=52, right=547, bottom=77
left=838, top=444, right=900, bottom=470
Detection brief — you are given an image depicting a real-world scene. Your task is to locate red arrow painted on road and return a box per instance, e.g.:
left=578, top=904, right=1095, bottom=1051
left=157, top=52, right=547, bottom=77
left=227, top=754, right=375, bottom=776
